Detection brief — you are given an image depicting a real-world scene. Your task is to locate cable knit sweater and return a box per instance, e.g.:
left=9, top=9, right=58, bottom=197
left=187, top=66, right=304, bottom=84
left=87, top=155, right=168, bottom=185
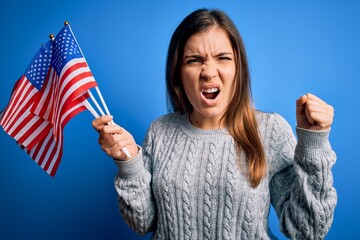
left=114, top=112, right=337, bottom=239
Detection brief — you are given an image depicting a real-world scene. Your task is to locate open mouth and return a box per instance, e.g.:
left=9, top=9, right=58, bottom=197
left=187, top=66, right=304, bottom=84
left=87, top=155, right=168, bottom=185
left=202, top=88, right=220, bottom=100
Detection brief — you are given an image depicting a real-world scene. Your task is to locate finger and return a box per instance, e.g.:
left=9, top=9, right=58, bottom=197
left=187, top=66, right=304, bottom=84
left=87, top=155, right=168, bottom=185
left=296, top=94, right=308, bottom=117
left=99, top=130, right=128, bottom=148
left=296, top=94, right=308, bottom=108
left=102, top=138, right=131, bottom=159
left=305, top=111, right=333, bottom=129
left=102, top=124, right=124, bottom=135
left=305, top=93, right=328, bottom=105
left=305, top=104, right=333, bottom=126
left=102, top=142, right=123, bottom=159
left=305, top=101, right=334, bottom=115
left=92, top=115, right=113, bottom=131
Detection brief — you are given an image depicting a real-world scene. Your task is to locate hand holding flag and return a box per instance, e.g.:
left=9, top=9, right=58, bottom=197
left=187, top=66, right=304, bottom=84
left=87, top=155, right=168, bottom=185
left=0, top=22, right=130, bottom=176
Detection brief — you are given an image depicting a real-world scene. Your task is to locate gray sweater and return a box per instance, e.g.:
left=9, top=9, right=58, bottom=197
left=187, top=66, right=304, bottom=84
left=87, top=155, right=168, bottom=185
left=114, top=112, right=337, bottom=240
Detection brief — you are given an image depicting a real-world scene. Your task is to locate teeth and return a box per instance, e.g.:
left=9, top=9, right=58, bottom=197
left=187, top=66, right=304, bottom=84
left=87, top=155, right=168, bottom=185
left=203, top=88, right=219, bottom=93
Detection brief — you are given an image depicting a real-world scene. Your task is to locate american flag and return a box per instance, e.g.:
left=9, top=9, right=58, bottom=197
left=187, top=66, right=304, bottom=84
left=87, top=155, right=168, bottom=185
left=0, top=41, right=53, bottom=150
left=1, top=24, right=98, bottom=176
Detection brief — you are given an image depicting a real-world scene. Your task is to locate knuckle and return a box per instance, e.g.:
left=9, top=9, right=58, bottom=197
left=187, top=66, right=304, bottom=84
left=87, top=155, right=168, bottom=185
left=101, top=145, right=107, bottom=151
left=102, top=126, right=109, bottom=134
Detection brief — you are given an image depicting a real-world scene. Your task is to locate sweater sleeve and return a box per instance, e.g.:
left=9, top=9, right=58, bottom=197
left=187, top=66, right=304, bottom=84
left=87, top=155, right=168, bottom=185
left=113, top=123, right=157, bottom=235
left=269, top=114, right=337, bottom=239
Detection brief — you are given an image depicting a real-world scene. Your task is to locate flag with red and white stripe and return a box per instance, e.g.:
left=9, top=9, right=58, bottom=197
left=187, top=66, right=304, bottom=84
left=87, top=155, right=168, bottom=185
left=1, top=24, right=98, bottom=176
left=0, top=41, right=53, bottom=150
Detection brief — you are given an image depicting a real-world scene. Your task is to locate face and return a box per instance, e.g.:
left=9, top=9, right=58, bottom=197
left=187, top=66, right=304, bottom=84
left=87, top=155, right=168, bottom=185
left=181, top=26, right=236, bottom=129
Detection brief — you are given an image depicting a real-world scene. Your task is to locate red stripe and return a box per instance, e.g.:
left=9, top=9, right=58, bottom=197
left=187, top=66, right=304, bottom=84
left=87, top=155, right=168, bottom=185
left=29, top=136, right=44, bottom=162
left=20, top=120, right=52, bottom=150
left=23, top=99, right=88, bottom=176
left=1, top=77, right=33, bottom=127
left=1, top=76, right=26, bottom=124
left=43, top=136, right=59, bottom=174
left=4, top=84, right=35, bottom=130
left=62, top=105, right=87, bottom=129
left=31, top=69, right=55, bottom=118
left=36, top=134, right=55, bottom=166
left=61, top=62, right=88, bottom=82
left=30, top=61, right=95, bottom=128
left=14, top=58, right=98, bottom=176
left=58, top=62, right=89, bottom=101
left=42, top=63, right=95, bottom=135
left=13, top=115, right=43, bottom=141
left=0, top=77, right=22, bottom=122
left=62, top=71, right=94, bottom=105
left=48, top=138, right=63, bottom=177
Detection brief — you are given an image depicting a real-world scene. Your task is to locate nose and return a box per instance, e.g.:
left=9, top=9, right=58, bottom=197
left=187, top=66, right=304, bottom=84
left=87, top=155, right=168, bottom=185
left=200, top=63, right=217, bottom=81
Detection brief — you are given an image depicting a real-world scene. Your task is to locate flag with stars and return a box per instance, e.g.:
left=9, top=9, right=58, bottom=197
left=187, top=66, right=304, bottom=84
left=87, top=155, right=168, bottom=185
left=0, top=41, right=53, bottom=150
left=26, top=24, right=97, bottom=176
left=1, top=24, right=98, bottom=176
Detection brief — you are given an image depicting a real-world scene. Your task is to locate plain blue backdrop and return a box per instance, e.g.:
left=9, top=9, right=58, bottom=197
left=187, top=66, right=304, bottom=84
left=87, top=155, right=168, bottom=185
left=1, top=0, right=359, bottom=239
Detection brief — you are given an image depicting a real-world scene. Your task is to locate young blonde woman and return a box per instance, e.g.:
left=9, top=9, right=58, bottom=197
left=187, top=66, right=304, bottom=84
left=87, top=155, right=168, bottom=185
left=93, top=9, right=337, bottom=240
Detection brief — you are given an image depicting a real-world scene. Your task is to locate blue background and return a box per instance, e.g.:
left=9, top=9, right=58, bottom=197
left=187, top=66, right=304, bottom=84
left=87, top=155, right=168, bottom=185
left=0, top=1, right=359, bottom=239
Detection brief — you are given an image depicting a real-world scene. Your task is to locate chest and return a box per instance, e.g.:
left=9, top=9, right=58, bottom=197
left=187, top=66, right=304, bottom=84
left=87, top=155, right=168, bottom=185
left=151, top=134, right=270, bottom=208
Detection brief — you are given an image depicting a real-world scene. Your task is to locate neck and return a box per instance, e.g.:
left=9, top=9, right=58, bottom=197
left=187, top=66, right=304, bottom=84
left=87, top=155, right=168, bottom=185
left=189, top=112, right=226, bottom=130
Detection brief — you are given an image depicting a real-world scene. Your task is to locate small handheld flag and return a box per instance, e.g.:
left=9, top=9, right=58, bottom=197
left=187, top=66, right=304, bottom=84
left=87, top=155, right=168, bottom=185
left=0, top=22, right=129, bottom=176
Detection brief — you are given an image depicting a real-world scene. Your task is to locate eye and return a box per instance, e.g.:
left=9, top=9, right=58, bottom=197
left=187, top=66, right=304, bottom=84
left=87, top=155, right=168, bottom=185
left=185, top=58, right=203, bottom=65
left=218, top=56, right=232, bottom=61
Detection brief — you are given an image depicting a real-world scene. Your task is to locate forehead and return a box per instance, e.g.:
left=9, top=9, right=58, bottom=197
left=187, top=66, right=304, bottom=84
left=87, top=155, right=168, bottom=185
left=183, top=26, right=233, bottom=54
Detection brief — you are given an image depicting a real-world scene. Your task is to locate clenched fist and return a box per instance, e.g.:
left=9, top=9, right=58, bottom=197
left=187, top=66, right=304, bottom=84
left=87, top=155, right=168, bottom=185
left=296, top=93, right=334, bottom=131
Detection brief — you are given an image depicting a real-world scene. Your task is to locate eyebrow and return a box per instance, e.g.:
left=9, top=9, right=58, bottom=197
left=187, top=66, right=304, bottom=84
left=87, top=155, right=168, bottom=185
left=216, top=52, right=233, bottom=56
left=183, top=54, right=203, bottom=60
left=183, top=52, right=233, bottom=59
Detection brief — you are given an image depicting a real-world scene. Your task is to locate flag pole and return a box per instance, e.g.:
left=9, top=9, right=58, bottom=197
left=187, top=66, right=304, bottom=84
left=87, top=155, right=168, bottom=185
left=94, top=87, right=114, bottom=124
left=66, top=21, right=131, bottom=158
left=87, top=90, right=105, bottom=116
left=83, top=99, right=100, bottom=118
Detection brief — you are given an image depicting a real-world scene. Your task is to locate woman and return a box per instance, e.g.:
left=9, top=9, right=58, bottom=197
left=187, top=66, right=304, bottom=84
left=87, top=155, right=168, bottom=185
left=92, top=9, right=337, bottom=239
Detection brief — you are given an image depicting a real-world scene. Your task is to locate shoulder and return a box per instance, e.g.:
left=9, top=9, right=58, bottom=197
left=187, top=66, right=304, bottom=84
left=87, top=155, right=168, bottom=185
left=256, top=111, right=297, bottom=176
left=151, top=112, right=183, bottom=127
left=255, top=111, right=294, bottom=140
left=148, top=112, right=184, bottom=135
left=255, top=110, right=290, bottom=128
left=255, top=110, right=296, bottom=151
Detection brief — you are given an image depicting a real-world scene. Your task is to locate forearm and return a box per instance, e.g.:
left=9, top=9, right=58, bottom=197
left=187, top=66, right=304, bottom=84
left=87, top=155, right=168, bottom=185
left=276, top=128, right=337, bottom=239
left=114, top=152, right=157, bottom=235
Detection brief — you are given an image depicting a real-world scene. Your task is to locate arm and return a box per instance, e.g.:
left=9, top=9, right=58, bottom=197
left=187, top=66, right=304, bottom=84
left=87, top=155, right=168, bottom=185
left=92, top=116, right=157, bottom=235
left=270, top=117, right=337, bottom=239
left=270, top=94, right=337, bottom=239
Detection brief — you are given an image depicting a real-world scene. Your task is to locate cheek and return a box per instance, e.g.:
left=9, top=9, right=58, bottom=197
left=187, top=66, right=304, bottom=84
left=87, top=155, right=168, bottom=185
left=224, top=64, right=236, bottom=79
left=222, top=69, right=237, bottom=101
left=181, top=69, right=199, bottom=91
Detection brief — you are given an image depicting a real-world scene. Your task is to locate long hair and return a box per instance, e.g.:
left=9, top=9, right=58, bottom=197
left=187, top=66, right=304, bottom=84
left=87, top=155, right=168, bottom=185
left=166, top=9, right=266, bottom=188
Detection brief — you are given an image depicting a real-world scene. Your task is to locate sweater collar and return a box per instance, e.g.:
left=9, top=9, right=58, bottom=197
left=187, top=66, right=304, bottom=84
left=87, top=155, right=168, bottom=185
left=179, top=113, right=232, bottom=140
